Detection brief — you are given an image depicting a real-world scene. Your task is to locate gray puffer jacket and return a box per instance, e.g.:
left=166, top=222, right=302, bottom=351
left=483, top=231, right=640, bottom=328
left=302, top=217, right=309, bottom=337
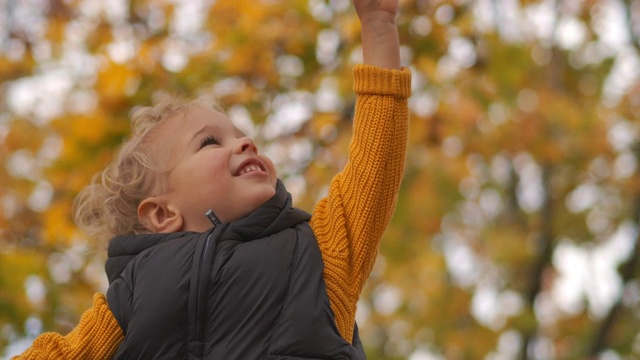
left=105, top=181, right=366, bottom=359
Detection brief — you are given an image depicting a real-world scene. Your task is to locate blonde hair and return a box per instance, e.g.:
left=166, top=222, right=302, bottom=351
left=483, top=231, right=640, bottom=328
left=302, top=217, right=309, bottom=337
left=73, top=95, right=222, bottom=240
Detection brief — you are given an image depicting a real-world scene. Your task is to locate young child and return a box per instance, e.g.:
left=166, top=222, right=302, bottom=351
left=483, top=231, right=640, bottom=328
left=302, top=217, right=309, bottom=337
left=14, top=0, right=411, bottom=358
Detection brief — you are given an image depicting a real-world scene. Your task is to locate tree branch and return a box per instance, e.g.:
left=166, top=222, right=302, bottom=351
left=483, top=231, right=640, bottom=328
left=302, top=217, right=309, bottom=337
left=520, top=164, right=556, bottom=360
left=621, top=0, right=640, bottom=53
left=588, top=162, right=640, bottom=355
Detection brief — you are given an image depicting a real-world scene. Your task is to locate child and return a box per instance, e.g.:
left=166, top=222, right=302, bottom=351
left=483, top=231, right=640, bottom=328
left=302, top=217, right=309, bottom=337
left=14, top=0, right=411, bottom=358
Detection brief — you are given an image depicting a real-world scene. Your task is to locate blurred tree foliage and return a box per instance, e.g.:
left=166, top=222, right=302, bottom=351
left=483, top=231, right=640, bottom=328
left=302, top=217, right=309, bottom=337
left=1, top=0, right=640, bottom=358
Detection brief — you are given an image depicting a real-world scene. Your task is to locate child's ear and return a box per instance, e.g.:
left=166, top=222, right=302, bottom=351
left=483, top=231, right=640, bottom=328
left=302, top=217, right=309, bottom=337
left=138, top=197, right=183, bottom=233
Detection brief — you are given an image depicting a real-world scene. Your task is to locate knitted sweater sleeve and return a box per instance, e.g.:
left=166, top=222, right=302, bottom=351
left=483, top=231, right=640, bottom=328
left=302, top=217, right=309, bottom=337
left=309, top=64, right=411, bottom=342
left=12, top=293, right=123, bottom=360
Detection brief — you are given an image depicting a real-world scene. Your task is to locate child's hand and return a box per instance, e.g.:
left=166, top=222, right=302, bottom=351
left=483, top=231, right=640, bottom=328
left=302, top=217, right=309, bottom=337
left=353, top=0, right=399, bottom=23
left=354, top=0, right=401, bottom=69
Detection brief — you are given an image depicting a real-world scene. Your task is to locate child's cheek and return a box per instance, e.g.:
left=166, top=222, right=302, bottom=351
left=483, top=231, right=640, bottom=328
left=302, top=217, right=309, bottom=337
left=262, top=156, right=278, bottom=186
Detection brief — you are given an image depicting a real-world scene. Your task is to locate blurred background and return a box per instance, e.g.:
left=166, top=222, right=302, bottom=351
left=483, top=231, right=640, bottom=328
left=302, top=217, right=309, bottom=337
left=1, top=0, right=639, bottom=358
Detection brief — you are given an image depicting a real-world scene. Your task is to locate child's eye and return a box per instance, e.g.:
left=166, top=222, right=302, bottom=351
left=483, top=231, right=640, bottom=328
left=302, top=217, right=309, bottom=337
left=200, top=135, right=220, bottom=148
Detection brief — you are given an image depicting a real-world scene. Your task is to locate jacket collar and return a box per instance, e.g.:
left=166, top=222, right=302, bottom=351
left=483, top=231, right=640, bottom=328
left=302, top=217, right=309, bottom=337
left=105, top=179, right=310, bottom=283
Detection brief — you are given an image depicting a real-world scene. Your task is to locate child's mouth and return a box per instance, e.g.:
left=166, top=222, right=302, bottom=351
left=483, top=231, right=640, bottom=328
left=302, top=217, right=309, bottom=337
left=235, top=159, right=266, bottom=176
left=238, top=164, right=263, bottom=175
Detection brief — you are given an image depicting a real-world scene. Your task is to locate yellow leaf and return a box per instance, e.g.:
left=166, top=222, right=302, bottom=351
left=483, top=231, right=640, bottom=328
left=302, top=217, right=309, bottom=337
left=96, top=62, right=139, bottom=104
left=42, top=199, right=76, bottom=246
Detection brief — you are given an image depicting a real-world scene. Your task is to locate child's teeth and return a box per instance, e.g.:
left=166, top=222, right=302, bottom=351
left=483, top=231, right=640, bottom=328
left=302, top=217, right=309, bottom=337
left=240, top=165, right=260, bottom=175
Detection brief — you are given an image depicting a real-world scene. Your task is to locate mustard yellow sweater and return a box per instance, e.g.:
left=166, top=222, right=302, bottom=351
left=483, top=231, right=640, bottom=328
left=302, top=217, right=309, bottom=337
left=13, top=64, right=411, bottom=359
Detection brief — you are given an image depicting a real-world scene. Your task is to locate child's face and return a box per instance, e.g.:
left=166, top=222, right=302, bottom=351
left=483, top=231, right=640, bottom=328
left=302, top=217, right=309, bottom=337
left=146, top=105, right=278, bottom=232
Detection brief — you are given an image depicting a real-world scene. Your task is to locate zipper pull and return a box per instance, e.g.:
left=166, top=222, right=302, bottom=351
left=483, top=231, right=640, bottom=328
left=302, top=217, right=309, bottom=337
left=205, top=209, right=221, bottom=227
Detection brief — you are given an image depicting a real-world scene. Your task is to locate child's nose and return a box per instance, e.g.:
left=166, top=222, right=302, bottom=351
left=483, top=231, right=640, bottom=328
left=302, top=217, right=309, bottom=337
left=236, top=137, right=258, bottom=154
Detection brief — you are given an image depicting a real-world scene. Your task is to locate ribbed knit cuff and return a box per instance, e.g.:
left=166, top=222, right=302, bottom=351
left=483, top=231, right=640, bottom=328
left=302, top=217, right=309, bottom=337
left=60, top=293, right=123, bottom=358
left=353, top=64, right=412, bottom=98
left=11, top=293, right=123, bottom=360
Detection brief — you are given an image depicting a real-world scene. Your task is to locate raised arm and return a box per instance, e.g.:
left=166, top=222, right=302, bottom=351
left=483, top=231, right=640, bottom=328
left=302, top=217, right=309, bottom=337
left=310, top=0, right=410, bottom=343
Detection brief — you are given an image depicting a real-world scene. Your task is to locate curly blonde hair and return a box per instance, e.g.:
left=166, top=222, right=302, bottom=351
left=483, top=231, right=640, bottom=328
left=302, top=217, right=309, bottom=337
left=73, top=96, right=222, bottom=240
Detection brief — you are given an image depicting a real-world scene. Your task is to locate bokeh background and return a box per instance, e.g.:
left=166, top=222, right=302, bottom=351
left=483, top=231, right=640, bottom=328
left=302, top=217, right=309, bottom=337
left=1, top=0, right=639, bottom=358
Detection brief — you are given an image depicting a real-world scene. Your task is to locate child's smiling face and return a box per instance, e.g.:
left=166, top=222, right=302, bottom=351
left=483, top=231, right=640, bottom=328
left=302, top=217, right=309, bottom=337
left=140, top=105, right=278, bottom=233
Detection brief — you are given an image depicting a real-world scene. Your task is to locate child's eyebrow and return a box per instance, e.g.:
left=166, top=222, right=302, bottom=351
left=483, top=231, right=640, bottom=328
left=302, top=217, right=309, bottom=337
left=190, top=125, right=211, bottom=143
left=188, top=125, right=246, bottom=144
